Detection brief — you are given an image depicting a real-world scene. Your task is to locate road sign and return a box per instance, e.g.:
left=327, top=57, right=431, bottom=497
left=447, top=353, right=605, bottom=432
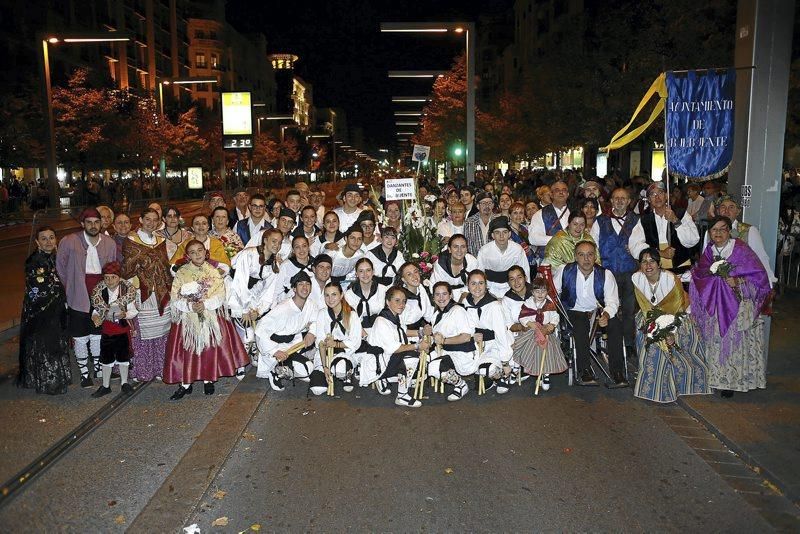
left=412, top=144, right=430, bottom=163
left=385, top=178, right=416, bottom=201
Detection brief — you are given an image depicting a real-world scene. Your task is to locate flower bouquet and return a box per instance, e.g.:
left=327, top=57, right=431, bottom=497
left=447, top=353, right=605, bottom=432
left=180, top=279, right=212, bottom=322
left=709, top=258, right=733, bottom=278
left=643, top=308, right=684, bottom=351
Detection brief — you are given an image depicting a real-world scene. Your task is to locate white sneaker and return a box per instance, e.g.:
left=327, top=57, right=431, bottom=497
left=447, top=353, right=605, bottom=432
left=376, top=379, right=392, bottom=396
left=395, top=393, right=422, bottom=408
left=541, top=375, right=551, bottom=391
left=496, top=378, right=511, bottom=395
left=447, top=380, right=468, bottom=402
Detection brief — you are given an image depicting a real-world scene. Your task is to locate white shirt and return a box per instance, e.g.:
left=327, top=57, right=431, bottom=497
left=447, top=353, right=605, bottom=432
left=631, top=270, right=677, bottom=306
left=84, top=232, right=102, bottom=275
left=437, top=219, right=464, bottom=240
left=333, top=206, right=363, bottom=233
left=476, top=240, right=530, bottom=297
left=529, top=204, right=570, bottom=247
left=553, top=267, right=620, bottom=318
left=255, top=296, right=318, bottom=377
left=629, top=210, right=699, bottom=259
left=686, top=196, right=704, bottom=221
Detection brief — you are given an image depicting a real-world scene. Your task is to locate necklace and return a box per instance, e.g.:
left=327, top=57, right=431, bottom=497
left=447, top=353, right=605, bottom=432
left=647, top=276, right=660, bottom=303
left=713, top=242, right=727, bottom=261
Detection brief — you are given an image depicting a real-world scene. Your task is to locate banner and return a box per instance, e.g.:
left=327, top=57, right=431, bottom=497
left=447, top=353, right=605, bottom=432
left=666, top=70, right=735, bottom=180
left=412, top=145, right=430, bottom=163
left=602, top=73, right=667, bottom=152
left=385, top=178, right=416, bottom=201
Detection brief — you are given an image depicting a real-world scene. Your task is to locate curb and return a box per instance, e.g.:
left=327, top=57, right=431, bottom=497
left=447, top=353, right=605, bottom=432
left=677, top=397, right=799, bottom=506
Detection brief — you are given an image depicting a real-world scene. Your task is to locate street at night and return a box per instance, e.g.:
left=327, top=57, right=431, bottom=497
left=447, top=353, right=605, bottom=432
left=2, top=0, right=800, bottom=533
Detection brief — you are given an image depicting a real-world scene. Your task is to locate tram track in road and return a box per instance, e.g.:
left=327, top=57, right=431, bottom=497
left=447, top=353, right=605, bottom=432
left=0, top=380, right=151, bottom=509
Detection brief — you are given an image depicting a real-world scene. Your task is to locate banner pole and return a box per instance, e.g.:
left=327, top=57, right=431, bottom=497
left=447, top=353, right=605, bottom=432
left=662, top=72, right=672, bottom=244
left=416, top=159, right=422, bottom=178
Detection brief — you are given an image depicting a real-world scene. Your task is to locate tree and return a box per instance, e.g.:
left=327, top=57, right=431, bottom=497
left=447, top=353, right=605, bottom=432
left=166, top=107, right=208, bottom=171
left=0, top=86, right=45, bottom=171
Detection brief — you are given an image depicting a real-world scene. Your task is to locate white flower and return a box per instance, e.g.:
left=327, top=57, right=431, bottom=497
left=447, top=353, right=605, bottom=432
left=424, top=194, right=437, bottom=203
left=180, top=281, right=200, bottom=296
left=654, top=314, right=676, bottom=330
left=412, top=253, right=420, bottom=259
left=709, top=260, right=725, bottom=274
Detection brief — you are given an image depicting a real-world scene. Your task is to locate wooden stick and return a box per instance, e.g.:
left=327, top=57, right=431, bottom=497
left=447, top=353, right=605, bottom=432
left=284, top=340, right=307, bottom=356
left=326, top=345, right=335, bottom=396
left=535, top=346, right=548, bottom=396
left=476, top=339, right=485, bottom=395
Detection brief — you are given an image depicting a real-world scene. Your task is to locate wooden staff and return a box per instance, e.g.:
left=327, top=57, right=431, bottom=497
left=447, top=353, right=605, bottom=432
left=534, top=345, right=548, bottom=396
left=435, top=343, right=444, bottom=394
left=284, top=340, right=307, bottom=356
left=477, top=339, right=485, bottom=395
left=326, top=344, right=335, bottom=396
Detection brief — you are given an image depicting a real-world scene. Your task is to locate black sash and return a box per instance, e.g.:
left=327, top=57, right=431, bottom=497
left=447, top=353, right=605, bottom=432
left=484, top=269, right=508, bottom=283
left=475, top=328, right=496, bottom=341
left=443, top=340, right=477, bottom=352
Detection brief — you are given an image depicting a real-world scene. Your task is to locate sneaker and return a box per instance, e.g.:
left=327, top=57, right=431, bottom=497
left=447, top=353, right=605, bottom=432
left=91, top=386, right=111, bottom=398
left=268, top=370, right=285, bottom=392
left=541, top=375, right=551, bottom=391
left=496, top=377, right=511, bottom=395
left=80, top=376, right=94, bottom=389
left=376, top=379, right=392, bottom=396
left=395, top=393, right=422, bottom=408
left=121, top=383, right=133, bottom=395
left=447, top=380, right=468, bottom=402
left=235, top=368, right=246, bottom=381
left=342, top=373, right=354, bottom=393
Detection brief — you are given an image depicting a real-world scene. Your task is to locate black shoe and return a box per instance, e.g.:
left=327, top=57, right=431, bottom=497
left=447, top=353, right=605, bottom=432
left=204, top=382, right=215, bottom=395
left=342, top=373, right=354, bottom=393
left=170, top=384, right=193, bottom=400
left=608, top=371, right=629, bottom=389
left=579, top=370, right=598, bottom=386
left=80, top=376, right=94, bottom=389
left=91, top=386, right=111, bottom=398
left=268, top=370, right=285, bottom=392
left=121, top=383, right=133, bottom=395
left=720, top=389, right=734, bottom=398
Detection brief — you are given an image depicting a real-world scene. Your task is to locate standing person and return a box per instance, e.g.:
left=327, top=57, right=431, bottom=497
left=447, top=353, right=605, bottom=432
left=525, top=201, right=540, bottom=222
left=164, top=240, right=249, bottom=399
left=685, top=184, right=704, bottom=222
left=121, top=208, right=173, bottom=382
left=329, top=226, right=363, bottom=286
left=554, top=241, right=627, bottom=387
left=579, top=198, right=600, bottom=242
left=314, top=282, right=363, bottom=393
left=437, top=202, right=466, bottom=240
left=595, top=188, right=640, bottom=354
left=382, top=201, right=403, bottom=235
left=18, top=226, right=71, bottom=395
left=158, top=206, right=192, bottom=260
left=308, top=254, right=333, bottom=310
left=497, top=193, right=513, bottom=217
left=255, top=271, right=319, bottom=391
left=689, top=216, right=771, bottom=397
left=292, top=205, right=321, bottom=242
left=266, top=198, right=284, bottom=227
left=477, top=216, right=530, bottom=297
left=333, top=183, right=363, bottom=232
left=311, top=211, right=343, bottom=256
left=430, top=234, right=476, bottom=303
left=97, top=206, right=114, bottom=235
left=366, top=226, right=404, bottom=285
left=273, top=235, right=315, bottom=306
left=345, top=258, right=388, bottom=332
left=535, top=185, right=552, bottom=208
left=233, top=193, right=272, bottom=247
left=355, top=210, right=379, bottom=251
left=460, top=186, right=478, bottom=217
left=309, top=188, right=326, bottom=226
left=88, top=261, right=138, bottom=398
left=112, top=213, right=132, bottom=260
left=429, top=282, right=473, bottom=401
left=284, top=189, right=303, bottom=225
left=209, top=206, right=245, bottom=261
left=463, top=270, right=516, bottom=394
left=173, top=214, right=231, bottom=273
left=364, top=287, right=428, bottom=407
left=228, top=188, right=250, bottom=229
left=530, top=180, right=570, bottom=262
left=56, top=208, right=117, bottom=387
left=509, top=202, right=537, bottom=270
left=633, top=248, right=711, bottom=403
left=629, top=182, right=699, bottom=273
left=463, top=191, right=497, bottom=257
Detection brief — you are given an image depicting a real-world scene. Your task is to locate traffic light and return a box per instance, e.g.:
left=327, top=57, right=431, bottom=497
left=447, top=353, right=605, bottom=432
left=453, top=146, right=463, bottom=157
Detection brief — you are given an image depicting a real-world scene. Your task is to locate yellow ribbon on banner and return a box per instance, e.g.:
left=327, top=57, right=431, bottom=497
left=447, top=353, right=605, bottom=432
left=602, top=73, right=668, bottom=152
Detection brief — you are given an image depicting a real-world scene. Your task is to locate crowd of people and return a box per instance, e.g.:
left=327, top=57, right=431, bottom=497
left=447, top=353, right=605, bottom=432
left=17, top=171, right=776, bottom=407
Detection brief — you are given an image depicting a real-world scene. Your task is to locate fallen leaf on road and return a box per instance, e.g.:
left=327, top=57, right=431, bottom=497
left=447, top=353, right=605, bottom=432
left=250, top=524, right=262, bottom=531
left=444, top=468, right=454, bottom=475
left=242, top=432, right=257, bottom=441
left=212, top=517, right=229, bottom=527
left=114, top=515, right=125, bottom=525
left=107, top=500, right=117, bottom=507
left=212, top=489, right=227, bottom=500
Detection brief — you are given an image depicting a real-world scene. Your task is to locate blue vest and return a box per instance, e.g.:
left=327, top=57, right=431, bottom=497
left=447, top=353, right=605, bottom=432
left=596, top=214, right=638, bottom=274
left=537, top=204, right=566, bottom=260
left=560, top=262, right=606, bottom=310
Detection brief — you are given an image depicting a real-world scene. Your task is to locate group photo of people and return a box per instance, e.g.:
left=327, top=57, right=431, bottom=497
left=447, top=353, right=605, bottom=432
left=17, top=169, right=776, bottom=407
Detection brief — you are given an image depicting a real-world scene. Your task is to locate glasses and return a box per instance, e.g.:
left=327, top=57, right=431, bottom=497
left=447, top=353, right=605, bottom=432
left=250, top=203, right=266, bottom=209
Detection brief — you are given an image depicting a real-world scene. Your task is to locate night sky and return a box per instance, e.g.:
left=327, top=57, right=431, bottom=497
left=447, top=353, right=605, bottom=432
left=226, top=0, right=514, bottom=153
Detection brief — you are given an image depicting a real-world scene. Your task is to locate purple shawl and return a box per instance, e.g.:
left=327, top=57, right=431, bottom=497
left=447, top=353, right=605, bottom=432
left=689, top=238, right=770, bottom=340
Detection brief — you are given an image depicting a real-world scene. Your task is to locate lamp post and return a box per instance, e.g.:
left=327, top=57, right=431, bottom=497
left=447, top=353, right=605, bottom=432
left=40, top=32, right=130, bottom=209
left=381, top=22, right=476, bottom=184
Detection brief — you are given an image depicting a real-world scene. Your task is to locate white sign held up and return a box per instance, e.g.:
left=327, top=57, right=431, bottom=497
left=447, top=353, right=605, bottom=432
left=385, top=178, right=416, bottom=201
left=412, top=145, right=430, bottom=163
left=187, top=167, right=203, bottom=189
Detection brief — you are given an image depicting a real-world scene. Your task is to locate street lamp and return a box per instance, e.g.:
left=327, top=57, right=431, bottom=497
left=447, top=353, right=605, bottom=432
left=381, top=22, right=476, bottom=183
left=40, top=31, right=130, bottom=209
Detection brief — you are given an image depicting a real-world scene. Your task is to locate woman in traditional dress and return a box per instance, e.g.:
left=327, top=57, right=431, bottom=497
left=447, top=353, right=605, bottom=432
left=273, top=235, right=315, bottom=306
left=464, top=270, right=516, bottom=394
left=509, top=201, right=537, bottom=270
left=395, top=262, right=433, bottom=341
left=430, top=234, right=476, bottom=303
left=311, top=211, right=343, bottom=257
left=121, top=208, right=173, bottom=382
left=511, top=276, right=568, bottom=392
left=365, top=226, right=404, bottom=285
left=158, top=206, right=192, bottom=260
left=689, top=216, right=771, bottom=397
left=164, top=240, right=249, bottom=399
left=314, top=282, right=363, bottom=393
left=209, top=206, right=244, bottom=261
left=172, top=214, right=230, bottom=274
left=633, top=247, right=711, bottom=403
left=17, top=226, right=71, bottom=395
left=429, top=282, right=473, bottom=401
left=365, top=286, right=429, bottom=407
left=543, top=211, right=598, bottom=274
left=580, top=197, right=600, bottom=242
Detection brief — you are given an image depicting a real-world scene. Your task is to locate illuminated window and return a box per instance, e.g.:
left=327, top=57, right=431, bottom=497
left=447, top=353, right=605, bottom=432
left=211, top=53, right=219, bottom=68
left=195, top=53, right=206, bottom=68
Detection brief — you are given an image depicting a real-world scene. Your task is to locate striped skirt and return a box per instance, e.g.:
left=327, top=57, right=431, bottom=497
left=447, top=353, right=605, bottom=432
left=512, top=329, right=568, bottom=376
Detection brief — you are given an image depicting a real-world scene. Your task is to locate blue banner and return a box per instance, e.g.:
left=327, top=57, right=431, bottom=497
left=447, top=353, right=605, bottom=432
left=666, top=70, right=735, bottom=180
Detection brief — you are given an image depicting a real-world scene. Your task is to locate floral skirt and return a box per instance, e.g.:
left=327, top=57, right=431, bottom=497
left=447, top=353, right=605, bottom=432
left=633, top=317, right=711, bottom=403
left=163, top=317, right=249, bottom=384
